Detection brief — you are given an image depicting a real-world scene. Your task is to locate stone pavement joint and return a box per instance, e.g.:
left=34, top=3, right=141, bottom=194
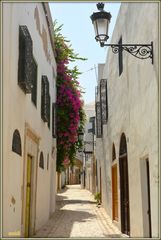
left=34, top=185, right=127, bottom=238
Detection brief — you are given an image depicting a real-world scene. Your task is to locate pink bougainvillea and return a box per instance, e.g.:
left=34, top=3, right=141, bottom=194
left=54, top=22, right=86, bottom=172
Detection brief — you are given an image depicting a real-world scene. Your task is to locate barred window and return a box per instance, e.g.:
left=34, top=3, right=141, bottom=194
left=52, top=102, right=56, bottom=138
left=31, top=58, right=37, bottom=106
left=12, top=129, right=22, bottom=156
left=41, top=75, right=49, bottom=123
left=95, top=102, right=102, bottom=138
left=39, top=152, right=44, bottom=169
left=100, top=79, right=108, bottom=124
left=18, top=25, right=33, bottom=93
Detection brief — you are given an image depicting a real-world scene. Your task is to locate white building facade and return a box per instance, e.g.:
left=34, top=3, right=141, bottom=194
left=83, top=103, right=96, bottom=193
left=3, top=3, right=57, bottom=237
left=95, top=2, right=159, bottom=238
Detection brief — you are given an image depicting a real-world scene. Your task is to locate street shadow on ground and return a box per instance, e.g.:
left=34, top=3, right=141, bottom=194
left=104, top=234, right=124, bottom=238
left=62, top=199, right=96, bottom=204
left=33, top=209, right=96, bottom=238
left=56, top=196, right=96, bottom=212
left=35, top=209, right=97, bottom=238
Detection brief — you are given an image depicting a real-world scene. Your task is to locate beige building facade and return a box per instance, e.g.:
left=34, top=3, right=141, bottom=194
left=3, top=3, right=57, bottom=237
left=95, top=2, right=159, bottom=238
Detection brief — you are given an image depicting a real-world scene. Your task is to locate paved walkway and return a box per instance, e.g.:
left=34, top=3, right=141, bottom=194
left=34, top=185, right=127, bottom=238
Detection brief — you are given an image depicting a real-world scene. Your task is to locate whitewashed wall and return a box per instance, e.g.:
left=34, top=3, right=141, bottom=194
left=3, top=3, right=57, bottom=237
left=96, top=2, right=158, bottom=238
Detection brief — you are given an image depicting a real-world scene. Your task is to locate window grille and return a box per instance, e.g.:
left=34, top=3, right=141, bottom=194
left=18, top=25, right=33, bottom=93
left=52, top=102, right=56, bottom=138
left=95, top=102, right=102, bottom=138
left=41, top=75, right=49, bottom=123
left=100, top=79, right=108, bottom=124
left=39, top=152, right=44, bottom=169
left=12, top=129, right=22, bottom=156
left=31, top=58, right=37, bottom=106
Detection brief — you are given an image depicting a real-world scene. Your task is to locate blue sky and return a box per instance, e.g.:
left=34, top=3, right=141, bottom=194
left=49, top=2, right=121, bottom=104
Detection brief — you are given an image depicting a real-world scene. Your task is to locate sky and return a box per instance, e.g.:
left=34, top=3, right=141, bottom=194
left=49, top=2, right=121, bottom=104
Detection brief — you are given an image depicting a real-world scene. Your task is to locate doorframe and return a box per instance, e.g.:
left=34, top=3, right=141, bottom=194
left=21, top=123, right=40, bottom=237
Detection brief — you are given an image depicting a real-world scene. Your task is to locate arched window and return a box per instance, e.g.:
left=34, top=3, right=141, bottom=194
left=112, top=143, right=116, bottom=161
left=39, top=152, right=44, bottom=169
left=12, top=129, right=22, bottom=156
left=119, top=133, right=127, bottom=155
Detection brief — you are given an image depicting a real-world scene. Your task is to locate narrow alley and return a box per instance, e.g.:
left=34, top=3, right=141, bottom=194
left=34, top=185, right=126, bottom=238
left=2, top=2, right=159, bottom=238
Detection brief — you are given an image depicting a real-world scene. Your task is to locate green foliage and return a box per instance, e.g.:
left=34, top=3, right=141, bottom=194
left=94, top=192, right=101, bottom=204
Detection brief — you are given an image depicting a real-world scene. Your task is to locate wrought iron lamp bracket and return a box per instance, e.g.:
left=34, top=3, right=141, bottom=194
left=102, top=42, right=153, bottom=64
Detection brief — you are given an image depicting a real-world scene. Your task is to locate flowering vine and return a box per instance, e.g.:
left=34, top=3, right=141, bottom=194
left=53, top=22, right=86, bottom=172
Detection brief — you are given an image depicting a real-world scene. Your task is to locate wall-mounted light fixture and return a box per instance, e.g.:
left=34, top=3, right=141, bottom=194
left=90, top=2, right=153, bottom=64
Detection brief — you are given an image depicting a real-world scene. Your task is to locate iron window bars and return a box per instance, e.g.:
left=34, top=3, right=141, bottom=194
left=18, top=26, right=33, bottom=93
left=100, top=79, right=108, bottom=124
left=95, top=101, right=102, bottom=138
left=41, top=75, right=50, bottom=124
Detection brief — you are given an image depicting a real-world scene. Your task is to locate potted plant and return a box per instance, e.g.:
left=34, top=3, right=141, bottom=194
left=94, top=192, right=101, bottom=206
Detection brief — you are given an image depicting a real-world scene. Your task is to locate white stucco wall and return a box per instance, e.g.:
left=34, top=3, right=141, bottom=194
left=3, top=3, right=57, bottom=237
left=96, top=2, right=159, bottom=238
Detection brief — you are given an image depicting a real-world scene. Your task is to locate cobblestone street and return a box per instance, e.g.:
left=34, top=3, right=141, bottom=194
left=34, top=185, right=126, bottom=238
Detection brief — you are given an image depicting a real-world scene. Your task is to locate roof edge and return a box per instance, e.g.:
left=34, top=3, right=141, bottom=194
left=42, top=2, right=57, bottom=58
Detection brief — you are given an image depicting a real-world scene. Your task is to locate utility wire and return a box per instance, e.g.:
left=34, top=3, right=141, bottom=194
left=81, top=65, right=98, bottom=82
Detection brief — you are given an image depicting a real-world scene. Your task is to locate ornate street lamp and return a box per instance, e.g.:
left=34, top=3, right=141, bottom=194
left=90, top=2, right=153, bottom=64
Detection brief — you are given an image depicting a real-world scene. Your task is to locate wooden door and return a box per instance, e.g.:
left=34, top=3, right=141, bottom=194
left=119, top=155, right=130, bottom=235
left=112, top=164, right=118, bottom=221
left=25, top=155, right=32, bottom=237
left=146, top=159, right=152, bottom=237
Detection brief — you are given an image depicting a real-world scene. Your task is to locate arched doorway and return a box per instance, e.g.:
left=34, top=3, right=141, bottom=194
left=112, top=143, right=118, bottom=221
left=119, top=133, right=130, bottom=235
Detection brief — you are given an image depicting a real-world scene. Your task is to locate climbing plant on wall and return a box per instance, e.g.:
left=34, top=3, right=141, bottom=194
left=53, top=21, right=86, bottom=172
